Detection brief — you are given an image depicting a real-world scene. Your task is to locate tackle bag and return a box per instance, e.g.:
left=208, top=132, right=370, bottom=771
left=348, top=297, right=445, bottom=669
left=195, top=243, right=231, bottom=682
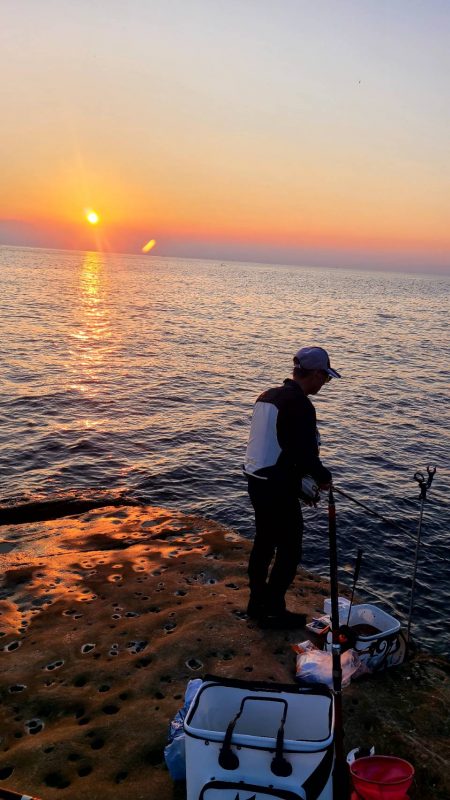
left=324, top=604, right=406, bottom=672
left=184, top=676, right=334, bottom=800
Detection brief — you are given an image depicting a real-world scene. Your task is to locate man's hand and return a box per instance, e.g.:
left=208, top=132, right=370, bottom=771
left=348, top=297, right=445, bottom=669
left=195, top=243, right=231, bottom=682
left=302, top=496, right=318, bottom=507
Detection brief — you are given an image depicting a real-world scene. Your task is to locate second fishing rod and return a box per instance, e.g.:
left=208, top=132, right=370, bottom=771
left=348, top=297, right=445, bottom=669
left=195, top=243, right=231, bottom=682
left=331, top=466, right=436, bottom=645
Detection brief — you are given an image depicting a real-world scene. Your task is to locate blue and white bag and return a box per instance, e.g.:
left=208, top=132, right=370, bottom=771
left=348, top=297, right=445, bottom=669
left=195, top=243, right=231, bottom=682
left=164, top=678, right=203, bottom=780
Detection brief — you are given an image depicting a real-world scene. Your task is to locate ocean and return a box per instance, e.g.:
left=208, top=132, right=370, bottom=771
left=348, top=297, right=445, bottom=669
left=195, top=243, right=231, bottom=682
left=1, top=246, right=449, bottom=655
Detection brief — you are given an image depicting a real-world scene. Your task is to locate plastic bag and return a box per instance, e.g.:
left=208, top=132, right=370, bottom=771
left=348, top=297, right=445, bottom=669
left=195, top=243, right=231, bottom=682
left=293, top=640, right=362, bottom=688
left=164, top=678, right=202, bottom=780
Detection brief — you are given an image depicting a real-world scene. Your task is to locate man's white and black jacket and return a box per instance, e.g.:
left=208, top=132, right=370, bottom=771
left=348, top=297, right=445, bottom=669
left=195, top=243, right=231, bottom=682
left=244, top=379, right=332, bottom=485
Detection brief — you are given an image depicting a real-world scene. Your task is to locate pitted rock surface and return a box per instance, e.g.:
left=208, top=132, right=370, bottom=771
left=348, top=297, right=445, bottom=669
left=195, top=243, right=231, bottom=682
left=0, top=504, right=448, bottom=800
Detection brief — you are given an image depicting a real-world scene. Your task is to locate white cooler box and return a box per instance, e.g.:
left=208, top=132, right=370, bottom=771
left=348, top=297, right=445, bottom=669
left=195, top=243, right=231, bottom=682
left=325, top=603, right=406, bottom=671
left=184, top=677, right=334, bottom=800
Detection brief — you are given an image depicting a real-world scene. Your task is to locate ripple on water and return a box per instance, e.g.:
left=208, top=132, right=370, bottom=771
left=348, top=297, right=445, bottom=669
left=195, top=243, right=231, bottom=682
left=0, top=249, right=449, bottom=655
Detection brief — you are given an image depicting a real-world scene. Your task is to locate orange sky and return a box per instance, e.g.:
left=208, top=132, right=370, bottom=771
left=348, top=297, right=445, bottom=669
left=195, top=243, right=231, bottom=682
left=1, top=1, right=449, bottom=271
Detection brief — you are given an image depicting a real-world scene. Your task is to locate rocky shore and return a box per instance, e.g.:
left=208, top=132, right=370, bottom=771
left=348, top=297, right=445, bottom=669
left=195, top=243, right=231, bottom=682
left=0, top=503, right=449, bottom=799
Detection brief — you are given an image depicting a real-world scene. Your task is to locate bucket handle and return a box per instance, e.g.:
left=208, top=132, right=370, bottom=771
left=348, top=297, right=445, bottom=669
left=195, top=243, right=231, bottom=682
left=218, top=695, right=292, bottom=777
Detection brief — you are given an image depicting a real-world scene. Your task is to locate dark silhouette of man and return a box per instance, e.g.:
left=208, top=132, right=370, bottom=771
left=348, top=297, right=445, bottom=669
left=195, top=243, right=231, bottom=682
left=244, top=346, right=341, bottom=628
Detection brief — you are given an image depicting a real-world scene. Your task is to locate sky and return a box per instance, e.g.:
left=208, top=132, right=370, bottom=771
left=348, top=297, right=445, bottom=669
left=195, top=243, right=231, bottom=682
left=1, top=0, right=449, bottom=272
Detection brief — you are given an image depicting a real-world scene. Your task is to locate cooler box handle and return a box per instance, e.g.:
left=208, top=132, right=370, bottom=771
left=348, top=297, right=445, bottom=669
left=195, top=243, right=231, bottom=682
left=218, top=696, right=292, bottom=777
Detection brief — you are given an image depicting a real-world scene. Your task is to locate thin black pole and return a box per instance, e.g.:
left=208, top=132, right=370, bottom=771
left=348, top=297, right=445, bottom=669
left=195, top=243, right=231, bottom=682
left=406, top=467, right=436, bottom=644
left=345, top=548, right=363, bottom=627
left=406, top=496, right=425, bottom=643
left=328, top=486, right=349, bottom=799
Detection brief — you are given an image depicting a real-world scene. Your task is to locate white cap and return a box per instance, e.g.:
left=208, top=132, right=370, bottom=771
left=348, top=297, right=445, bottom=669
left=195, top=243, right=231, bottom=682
left=294, top=346, right=341, bottom=378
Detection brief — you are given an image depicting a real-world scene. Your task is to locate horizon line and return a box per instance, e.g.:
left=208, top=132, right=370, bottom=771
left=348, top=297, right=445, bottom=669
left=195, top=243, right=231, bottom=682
left=1, top=242, right=449, bottom=279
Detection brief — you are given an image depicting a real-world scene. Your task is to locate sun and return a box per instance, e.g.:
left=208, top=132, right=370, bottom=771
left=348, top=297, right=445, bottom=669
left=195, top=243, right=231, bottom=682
left=86, top=210, right=100, bottom=225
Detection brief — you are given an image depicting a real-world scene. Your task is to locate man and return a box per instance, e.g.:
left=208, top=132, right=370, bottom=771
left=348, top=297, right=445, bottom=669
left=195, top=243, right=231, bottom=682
left=244, top=346, right=341, bottom=629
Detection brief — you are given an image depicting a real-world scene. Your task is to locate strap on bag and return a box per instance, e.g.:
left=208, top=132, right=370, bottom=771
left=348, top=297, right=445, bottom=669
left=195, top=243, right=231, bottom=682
left=218, top=696, right=292, bottom=777
left=216, top=693, right=334, bottom=800
left=271, top=701, right=292, bottom=778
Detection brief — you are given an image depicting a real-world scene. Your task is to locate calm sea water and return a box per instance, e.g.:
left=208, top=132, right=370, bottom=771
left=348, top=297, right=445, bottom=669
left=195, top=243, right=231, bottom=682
left=1, top=246, right=449, bottom=655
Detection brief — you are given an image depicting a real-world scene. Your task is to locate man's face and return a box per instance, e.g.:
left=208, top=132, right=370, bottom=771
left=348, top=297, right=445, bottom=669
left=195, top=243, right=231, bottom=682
left=310, top=369, right=331, bottom=395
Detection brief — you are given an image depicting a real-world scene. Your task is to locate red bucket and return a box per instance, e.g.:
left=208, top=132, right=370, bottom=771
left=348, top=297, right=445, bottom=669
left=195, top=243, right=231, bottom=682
left=350, top=755, right=414, bottom=800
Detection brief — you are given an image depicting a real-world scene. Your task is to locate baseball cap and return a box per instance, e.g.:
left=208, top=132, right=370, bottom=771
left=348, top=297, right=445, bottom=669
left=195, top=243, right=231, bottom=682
left=294, top=346, right=341, bottom=379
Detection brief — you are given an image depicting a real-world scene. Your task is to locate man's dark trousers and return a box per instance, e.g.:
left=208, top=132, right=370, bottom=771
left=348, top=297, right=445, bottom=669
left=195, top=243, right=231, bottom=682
left=247, top=475, right=303, bottom=616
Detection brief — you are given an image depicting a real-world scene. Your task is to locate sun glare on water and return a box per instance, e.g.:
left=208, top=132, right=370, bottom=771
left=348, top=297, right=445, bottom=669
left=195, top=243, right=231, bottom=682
left=86, top=210, right=100, bottom=225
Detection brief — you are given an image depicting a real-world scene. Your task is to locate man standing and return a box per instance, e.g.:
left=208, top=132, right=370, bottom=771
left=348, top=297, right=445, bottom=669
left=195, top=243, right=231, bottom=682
left=244, top=346, right=341, bottom=629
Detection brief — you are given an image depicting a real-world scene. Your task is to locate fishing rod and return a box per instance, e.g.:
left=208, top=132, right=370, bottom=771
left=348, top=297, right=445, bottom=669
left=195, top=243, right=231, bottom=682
left=332, top=485, right=415, bottom=540
left=406, top=466, right=436, bottom=643
left=327, top=486, right=349, bottom=799
left=345, top=548, right=363, bottom=627
left=333, top=467, right=437, bottom=647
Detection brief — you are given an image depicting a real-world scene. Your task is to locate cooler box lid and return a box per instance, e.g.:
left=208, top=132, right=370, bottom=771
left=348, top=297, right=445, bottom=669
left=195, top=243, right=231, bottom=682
left=185, top=678, right=334, bottom=752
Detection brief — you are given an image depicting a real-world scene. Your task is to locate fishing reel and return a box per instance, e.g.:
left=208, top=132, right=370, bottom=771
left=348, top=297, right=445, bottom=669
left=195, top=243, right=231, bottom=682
left=299, top=475, right=321, bottom=506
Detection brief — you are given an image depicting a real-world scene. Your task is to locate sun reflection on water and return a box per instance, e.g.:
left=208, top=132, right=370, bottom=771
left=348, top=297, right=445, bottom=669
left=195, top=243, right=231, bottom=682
left=69, top=252, right=112, bottom=394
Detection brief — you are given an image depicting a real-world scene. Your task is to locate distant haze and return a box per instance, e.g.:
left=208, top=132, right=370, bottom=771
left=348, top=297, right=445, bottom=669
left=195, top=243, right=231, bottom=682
left=1, top=1, right=449, bottom=273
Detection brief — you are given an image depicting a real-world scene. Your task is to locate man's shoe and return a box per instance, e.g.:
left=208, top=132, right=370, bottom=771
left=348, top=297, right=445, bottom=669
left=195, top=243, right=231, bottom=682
left=246, top=598, right=265, bottom=620
left=258, top=610, right=307, bottom=630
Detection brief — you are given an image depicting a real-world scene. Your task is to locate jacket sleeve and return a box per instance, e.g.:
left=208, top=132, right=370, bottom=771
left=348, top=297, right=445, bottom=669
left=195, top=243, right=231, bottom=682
left=277, top=397, right=332, bottom=484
